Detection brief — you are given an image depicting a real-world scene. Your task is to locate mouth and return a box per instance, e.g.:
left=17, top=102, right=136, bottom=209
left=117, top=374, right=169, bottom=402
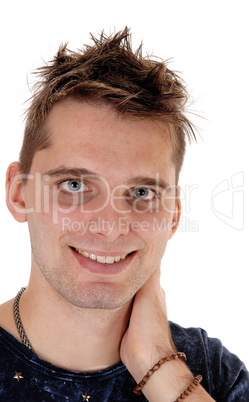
left=69, top=246, right=136, bottom=274
left=70, top=247, right=130, bottom=264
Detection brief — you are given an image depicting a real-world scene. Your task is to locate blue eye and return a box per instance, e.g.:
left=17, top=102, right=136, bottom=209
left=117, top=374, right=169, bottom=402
left=60, top=180, right=87, bottom=193
left=134, top=188, right=155, bottom=200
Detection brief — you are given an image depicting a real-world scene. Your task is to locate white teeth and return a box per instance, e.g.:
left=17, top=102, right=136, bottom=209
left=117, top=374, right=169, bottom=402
left=75, top=249, right=128, bottom=264
left=106, top=256, right=115, bottom=264
left=97, top=256, right=106, bottom=263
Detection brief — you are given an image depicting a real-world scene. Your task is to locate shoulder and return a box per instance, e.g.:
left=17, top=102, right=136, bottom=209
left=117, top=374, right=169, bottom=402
left=170, top=321, right=211, bottom=360
left=170, top=322, right=249, bottom=401
left=170, top=321, right=212, bottom=379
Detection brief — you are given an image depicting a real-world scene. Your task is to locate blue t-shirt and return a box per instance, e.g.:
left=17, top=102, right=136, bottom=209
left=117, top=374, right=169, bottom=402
left=0, top=322, right=248, bottom=401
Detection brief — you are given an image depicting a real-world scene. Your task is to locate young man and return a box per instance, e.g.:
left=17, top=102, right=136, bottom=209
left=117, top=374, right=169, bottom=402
left=0, top=28, right=248, bottom=401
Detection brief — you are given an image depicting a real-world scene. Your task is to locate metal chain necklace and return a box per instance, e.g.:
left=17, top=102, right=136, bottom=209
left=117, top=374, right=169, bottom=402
left=14, top=290, right=92, bottom=400
left=13, top=287, right=35, bottom=353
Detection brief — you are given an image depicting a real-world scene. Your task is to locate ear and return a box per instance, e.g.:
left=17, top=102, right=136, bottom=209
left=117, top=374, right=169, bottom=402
left=169, top=186, right=181, bottom=239
left=6, top=162, right=27, bottom=223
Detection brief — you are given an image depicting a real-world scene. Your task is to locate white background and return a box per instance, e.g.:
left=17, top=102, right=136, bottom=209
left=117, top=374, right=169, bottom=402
left=0, top=0, right=248, bottom=368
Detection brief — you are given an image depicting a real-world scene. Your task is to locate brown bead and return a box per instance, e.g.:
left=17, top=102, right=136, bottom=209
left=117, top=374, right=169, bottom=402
left=184, top=390, right=190, bottom=396
left=153, top=363, right=160, bottom=371
left=158, top=358, right=165, bottom=365
left=147, top=369, right=154, bottom=377
left=133, top=387, right=141, bottom=395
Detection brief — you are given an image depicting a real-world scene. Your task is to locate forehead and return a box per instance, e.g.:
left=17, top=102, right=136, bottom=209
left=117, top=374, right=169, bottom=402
left=32, top=99, right=175, bottom=182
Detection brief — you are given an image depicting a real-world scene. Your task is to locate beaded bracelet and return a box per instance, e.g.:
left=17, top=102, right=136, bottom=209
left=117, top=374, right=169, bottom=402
left=133, top=352, right=187, bottom=395
left=175, top=375, right=202, bottom=401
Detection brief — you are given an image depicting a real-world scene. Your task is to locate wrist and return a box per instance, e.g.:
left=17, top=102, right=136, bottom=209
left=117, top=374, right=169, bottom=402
left=125, top=344, right=177, bottom=382
left=134, top=357, right=193, bottom=402
left=133, top=353, right=187, bottom=395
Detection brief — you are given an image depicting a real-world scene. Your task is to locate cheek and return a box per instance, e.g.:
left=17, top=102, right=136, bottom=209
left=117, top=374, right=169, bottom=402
left=27, top=212, right=58, bottom=248
left=57, top=213, right=86, bottom=236
left=134, top=213, right=172, bottom=258
left=26, top=200, right=66, bottom=251
left=133, top=211, right=173, bottom=236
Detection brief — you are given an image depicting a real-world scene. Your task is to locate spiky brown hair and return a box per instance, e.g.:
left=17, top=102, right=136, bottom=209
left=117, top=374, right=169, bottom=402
left=20, top=27, right=196, bottom=181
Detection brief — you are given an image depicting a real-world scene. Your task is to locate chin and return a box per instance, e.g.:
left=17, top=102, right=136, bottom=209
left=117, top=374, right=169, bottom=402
left=55, top=282, right=134, bottom=310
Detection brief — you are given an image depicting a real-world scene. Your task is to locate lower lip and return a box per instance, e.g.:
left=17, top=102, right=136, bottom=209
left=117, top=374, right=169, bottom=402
left=70, top=247, right=135, bottom=275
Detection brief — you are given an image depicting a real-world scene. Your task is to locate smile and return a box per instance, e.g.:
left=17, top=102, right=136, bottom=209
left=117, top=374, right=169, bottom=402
left=73, top=248, right=128, bottom=264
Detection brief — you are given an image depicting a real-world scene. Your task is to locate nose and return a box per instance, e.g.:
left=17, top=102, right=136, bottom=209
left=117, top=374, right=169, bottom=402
left=88, top=202, right=130, bottom=241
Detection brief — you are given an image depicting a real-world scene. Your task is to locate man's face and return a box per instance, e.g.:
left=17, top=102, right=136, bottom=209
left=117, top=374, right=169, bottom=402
left=23, top=99, right=180, bottom=309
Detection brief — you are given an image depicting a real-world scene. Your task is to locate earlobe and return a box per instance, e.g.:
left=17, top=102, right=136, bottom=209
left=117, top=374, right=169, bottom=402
left=6, top=162, right=27, bottom=223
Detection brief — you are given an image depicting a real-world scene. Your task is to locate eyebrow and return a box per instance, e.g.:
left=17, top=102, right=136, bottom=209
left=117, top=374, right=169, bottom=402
left=43, top=167, right=172, bottom=191
left=127, top=176, right=171, bottom=192
left=43, top=167, right=102, bottom=181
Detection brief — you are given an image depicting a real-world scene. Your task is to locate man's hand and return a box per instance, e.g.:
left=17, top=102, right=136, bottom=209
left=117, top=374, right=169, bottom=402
left=120, top=266, right=215, bottom=402
left=120, top=265, right=175, bottom=382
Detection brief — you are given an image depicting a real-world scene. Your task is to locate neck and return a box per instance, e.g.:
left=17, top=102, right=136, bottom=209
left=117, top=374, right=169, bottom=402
left=19, top=273, right=132, bottom=372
